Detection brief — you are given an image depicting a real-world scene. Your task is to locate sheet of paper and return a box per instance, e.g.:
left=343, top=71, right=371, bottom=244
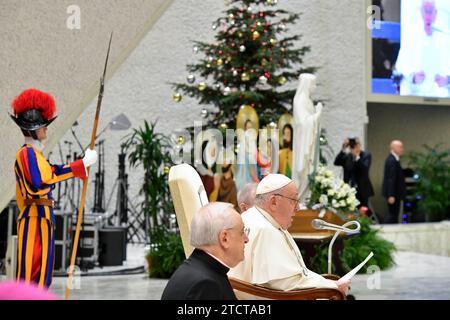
left=340, top=251, right=374, bottom=281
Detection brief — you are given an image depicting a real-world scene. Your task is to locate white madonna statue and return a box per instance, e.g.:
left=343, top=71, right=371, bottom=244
left=292, top=73, right=323, bottom=202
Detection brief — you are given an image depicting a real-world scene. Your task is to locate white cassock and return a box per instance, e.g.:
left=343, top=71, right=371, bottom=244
left=228, top=206, right=337, bottom=299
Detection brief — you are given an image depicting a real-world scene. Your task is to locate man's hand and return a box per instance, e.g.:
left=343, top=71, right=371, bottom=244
left=342, top=138, right=349, bottom=151
left=336, top=279, right=351, bottom=295
left=435, top=74, right=449, bottom=87
left=413, top=71, right=425, bottom=85
left=388, top=197, right=396, bottom=205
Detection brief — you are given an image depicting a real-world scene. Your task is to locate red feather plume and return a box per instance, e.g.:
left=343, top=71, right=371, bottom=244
left=11, top=88, right=56, bottom=121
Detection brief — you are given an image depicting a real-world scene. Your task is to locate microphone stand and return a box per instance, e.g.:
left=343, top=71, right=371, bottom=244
left=313, top=219, right=361, bottom=274
left=327, top=221, right=360, bottom=274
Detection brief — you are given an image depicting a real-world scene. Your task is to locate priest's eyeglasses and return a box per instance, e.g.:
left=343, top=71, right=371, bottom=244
left=227, top=226, right=250, bottom=237
left=274, top=194, right=300, bottom=206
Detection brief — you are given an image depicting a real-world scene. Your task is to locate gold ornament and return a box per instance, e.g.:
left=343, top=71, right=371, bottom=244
left=172, top=92, right=182, bottom=102
left=277, top=76, right=287, bottom=85
left=217, top=58, right=223, bottom=66
left=238, top=32, right=244, bottom=38
left=198, top=82, right=207, bottom=91
left=256, top=21, right=262, bottom=27
left=219, top=123, right=228, bottom=130
left=164, top=166, right=170, bottom=174
left=241, top=72, right=250, bottom=82
left=176, top=135, right=185, bottom=145
left=269, top=38, right=277, bottom=46
left=252, top=31, right=260, bottom=40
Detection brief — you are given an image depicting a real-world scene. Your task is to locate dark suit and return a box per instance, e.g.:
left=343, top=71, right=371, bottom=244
left=382, top=154, right=406, bottom=224
left=161, top=248, right=236, bottom=300
left=334, top=150, right=374, bottom=206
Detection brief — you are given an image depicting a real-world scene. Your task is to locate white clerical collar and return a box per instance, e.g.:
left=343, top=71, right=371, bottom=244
left=391, top=151, right=400, bottom=161
left=205, top=252, right=231, bottom=269
left=25, top=137, right=45, bottom=152
left=255, top=206, right=284, bottom=230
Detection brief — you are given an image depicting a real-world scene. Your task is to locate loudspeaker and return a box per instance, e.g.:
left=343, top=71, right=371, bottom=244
left=98, top=227, right=127, bottom=266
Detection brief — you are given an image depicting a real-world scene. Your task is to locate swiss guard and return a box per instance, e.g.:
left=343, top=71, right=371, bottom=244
left=10, top=88, right=97, bottom=288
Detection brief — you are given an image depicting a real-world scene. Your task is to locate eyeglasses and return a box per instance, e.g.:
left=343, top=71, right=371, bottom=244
left=273, top=194, right=300, bottom=206
left=226, top=226, right=250, bottom=237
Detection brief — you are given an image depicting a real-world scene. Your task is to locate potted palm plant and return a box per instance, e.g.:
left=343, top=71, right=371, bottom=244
left=123, top=120, right=184, bottom=278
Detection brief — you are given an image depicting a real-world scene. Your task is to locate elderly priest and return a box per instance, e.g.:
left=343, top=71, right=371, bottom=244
left=162, top=202, right=249, bottom=300
left=228, top=174, right=350, bottom=297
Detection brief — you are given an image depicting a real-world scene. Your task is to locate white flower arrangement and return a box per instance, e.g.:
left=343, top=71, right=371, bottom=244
left=308, top=164, right=360, bottom=214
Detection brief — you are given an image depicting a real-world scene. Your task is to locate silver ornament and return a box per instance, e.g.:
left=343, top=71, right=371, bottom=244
left=187, top=74, right=195, bottom=83
left=239, top=45, right=246, bottom=52
left=212, top=23, right=218, bottom=30
left=259, top=75, right=268, bottom=84
left=223, top=87, right=231, bottom=96
left=201, top=109, right=208, bottom=118
left=233, top=70, right=239, bottom=77
left=193, top=46, right=199, bottom=53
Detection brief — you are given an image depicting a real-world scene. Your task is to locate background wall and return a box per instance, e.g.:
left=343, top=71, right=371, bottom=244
left=367, top=102, right=450, bottom=220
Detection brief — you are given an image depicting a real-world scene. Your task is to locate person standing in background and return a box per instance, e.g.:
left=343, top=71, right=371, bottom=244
left=382, top=140, right=406, bottom=224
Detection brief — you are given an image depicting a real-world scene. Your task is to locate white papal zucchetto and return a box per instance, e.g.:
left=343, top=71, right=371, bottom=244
left=255, top=174, right=293, bottom=195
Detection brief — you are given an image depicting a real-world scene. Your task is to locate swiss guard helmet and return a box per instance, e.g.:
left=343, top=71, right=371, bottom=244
left=10, top=89, right=57, bottom=138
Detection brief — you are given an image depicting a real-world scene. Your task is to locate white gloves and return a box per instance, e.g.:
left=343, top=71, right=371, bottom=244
left=82, top=149, right=98, bottom=168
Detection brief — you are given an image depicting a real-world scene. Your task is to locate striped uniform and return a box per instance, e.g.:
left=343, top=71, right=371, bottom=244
left=14, top=144, right=86, bottom=288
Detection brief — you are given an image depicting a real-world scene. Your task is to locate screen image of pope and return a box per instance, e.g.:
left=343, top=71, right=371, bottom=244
left=395, top=0, right=450, bottom=98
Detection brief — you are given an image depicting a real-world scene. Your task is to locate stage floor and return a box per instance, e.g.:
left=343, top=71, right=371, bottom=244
left=3, top=246, right=450, bottom=299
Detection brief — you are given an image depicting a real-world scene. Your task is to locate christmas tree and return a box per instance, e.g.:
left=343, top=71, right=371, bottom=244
left=173, top=0, right=315, bottom=129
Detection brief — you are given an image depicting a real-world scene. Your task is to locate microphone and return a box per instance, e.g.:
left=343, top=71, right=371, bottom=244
left=311, top=219, right=360, bottom=234
left=311, top=219, right=325, bottom=230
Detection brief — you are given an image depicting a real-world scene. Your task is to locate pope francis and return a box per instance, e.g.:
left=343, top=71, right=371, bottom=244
left=228, top=174, right=350, bottom=298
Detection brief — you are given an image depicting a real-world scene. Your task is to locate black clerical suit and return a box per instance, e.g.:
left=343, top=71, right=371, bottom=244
left=382, top=153, right=406, bottom=224
left=161, top=248, right=236, bottom=300
left=334, top=150, right=374, bottom=207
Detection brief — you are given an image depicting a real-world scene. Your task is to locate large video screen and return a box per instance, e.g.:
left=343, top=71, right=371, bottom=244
left=371, top=0, right=450, bottom=99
